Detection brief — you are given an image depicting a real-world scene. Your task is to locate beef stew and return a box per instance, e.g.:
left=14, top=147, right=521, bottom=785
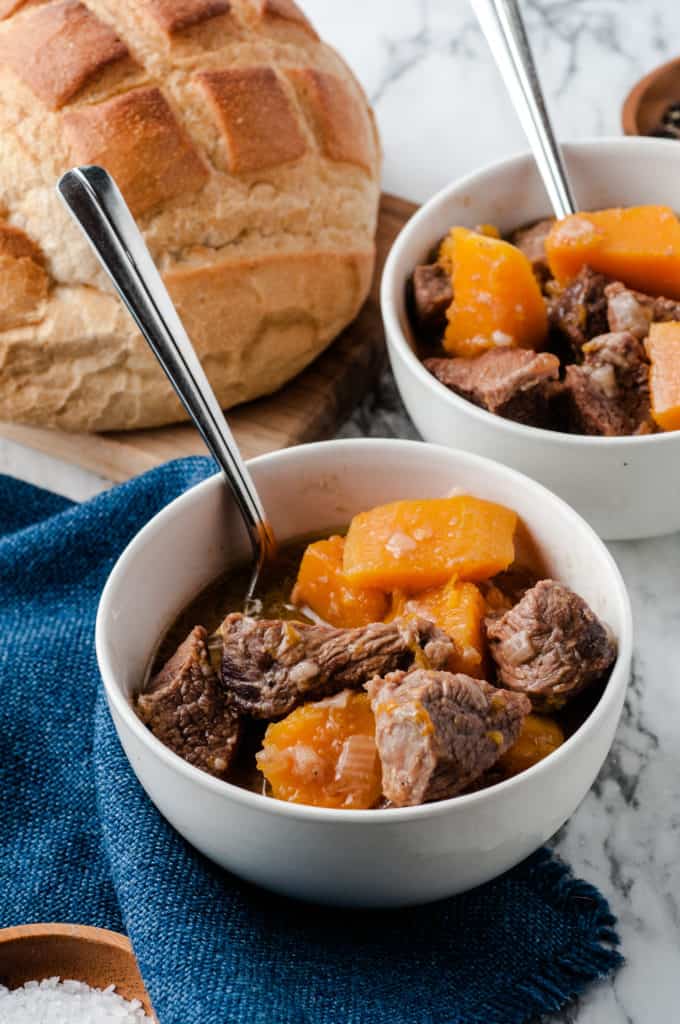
left=137, top=496, right=616, bottom=809
left=409, top=204, right=680, bottom=436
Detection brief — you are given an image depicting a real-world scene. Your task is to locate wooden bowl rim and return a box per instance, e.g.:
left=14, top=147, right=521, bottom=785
left=0, top=922, right=132, bottom=950
left=622, top=54, right=680, bottom=135
left=0, top=923, right=154, bottom=1018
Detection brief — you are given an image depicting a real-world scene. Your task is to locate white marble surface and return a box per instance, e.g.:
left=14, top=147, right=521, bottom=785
left=2, top=1, right=679, bottom=1019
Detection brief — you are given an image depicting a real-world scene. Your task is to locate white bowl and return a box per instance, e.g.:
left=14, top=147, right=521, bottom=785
left=381, top=137, right=680, bottom=540
left=96, top=439, right=632, bottom=907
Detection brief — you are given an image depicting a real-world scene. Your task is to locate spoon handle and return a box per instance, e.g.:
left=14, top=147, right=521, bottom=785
left=472, top=0, right=576, bottom=218
left=57, top=165, right=275, bottom=565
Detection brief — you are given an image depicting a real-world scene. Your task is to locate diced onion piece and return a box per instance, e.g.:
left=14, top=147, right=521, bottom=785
left=334, top=734, right=379, bottom=788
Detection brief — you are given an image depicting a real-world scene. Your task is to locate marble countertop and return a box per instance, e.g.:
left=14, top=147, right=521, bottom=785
left=3, top=1, right=679, bottom=1019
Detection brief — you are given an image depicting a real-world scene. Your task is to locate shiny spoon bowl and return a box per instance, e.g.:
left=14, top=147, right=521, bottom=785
left=57, top=165, right=276, bottom=606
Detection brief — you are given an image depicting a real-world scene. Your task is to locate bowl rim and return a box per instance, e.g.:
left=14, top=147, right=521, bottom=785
left=621, top=54, right=680, bottom=136
left=381, top=135, right=680, bottom=449
left=0, top=922, right=133, bottom=949
left=0, top=923, right=152, bottom=1014
left=96, top=438, right=633, bottom=825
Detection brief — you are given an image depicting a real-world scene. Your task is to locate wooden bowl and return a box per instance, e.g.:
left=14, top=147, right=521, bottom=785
left=0, top=924, right=153, bottom=1016
left=622, top=55, right=680, bottom=136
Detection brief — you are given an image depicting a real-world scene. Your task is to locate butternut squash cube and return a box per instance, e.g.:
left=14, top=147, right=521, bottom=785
left=256, top=691, right=381, bottom=809
left=497, top=713, right=564, bottom=778
left=388, top=578, right=487, bottom=677
left=442, top=227, right=548, bottom=357
left=438, top=224, right=500, bottom=274
left=645, top=321, right=680, bottom=431
left=474, top=223, right=501, bottom=239
left=438, top=230, right=456, bottom=275
left=545, top=205, right=680, bottom=298
left=291, top=535, right=388, bottom=627
left=343, top=497, right=517, bottom=591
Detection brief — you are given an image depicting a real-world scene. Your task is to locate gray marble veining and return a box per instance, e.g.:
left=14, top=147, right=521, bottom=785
left=2, top=1, right=679, bottom=1019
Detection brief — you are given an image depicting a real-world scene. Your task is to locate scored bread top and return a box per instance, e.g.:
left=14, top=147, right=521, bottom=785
left=289, top=67, right=375, bottom=173
left=147, top=0, right=232, bottom=35
left=0, top=0, right=132, bottom=109
left=63, top=85, right=211, bottom=215
left=0, top=0, right=379, bottom=311
left=198, top=66, right=308, bottom=173
left=0, top=0, right=380, bottom=430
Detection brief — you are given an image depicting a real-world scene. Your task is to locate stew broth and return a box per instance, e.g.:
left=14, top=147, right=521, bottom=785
left=149, top=524, right=605, bottom=801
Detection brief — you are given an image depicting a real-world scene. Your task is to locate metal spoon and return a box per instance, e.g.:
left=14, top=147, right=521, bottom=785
left=57, top=165, right=276, bottom=606
left=471, top=0, right=577, bottom=218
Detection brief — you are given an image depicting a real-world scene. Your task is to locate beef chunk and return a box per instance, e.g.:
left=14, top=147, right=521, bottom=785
left=425, top=347, right=562, bottom=427
left=410, top=263, right=452, bottom=335
left=367, top=669, right=530, bottom=805
left=563, top=330, right=653, bottom=436
left=219, top=614, right=454, bottom=719
left=606, top=281, right=680, bottom=338
left=649, top=292, right=680, bottom=322
left=547, top=266, right=610, bottom=357
left=509, top=217, right=555, bottom=286
left=486, top=580, right=616, bottom=710
left=137, top=626, right=242, bottom=779
left=605, top=282, right=654, bottom=339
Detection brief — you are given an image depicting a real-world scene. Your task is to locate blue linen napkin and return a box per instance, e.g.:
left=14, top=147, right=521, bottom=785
left=0, top=458, right=622, bottom=1024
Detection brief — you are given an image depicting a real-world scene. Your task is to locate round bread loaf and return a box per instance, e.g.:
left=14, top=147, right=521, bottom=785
left=0, top=0, right=380, bottom=430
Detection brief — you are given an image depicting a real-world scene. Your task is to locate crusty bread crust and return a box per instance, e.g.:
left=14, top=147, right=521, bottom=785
left=0, top=0, right=380, bottom=430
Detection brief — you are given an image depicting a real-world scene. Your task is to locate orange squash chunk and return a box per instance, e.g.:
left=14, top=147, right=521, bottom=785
left=388, top=579, right=487, bottom=677
left=645, top=321, right=680, bottom=431
left=291, top=535, right=388, bottom=628
left=438, top=231, right=456, bottom=275
left=441, top=227, right=547, bottom=357
left=545, top=205, right=680, bottom=298
left=438, top=223, right=500, bottom=274
left=343, top=497, right=517, bottom=591
left=256, top=691, right=381, bottom=809
left=497, top=713, right=564, bottom=778
left=475, top=223, right=501, bottom=239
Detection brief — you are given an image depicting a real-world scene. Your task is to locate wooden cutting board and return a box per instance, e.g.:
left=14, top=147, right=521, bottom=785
left=0, top=193, right=417, bottom=483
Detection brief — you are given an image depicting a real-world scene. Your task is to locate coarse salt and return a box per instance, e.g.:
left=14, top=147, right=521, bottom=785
left=555, top=216, right=597, bottom=243
left=385, top=531, right=417, bottom=558
left=0, top=977, right=153, bottom=1024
